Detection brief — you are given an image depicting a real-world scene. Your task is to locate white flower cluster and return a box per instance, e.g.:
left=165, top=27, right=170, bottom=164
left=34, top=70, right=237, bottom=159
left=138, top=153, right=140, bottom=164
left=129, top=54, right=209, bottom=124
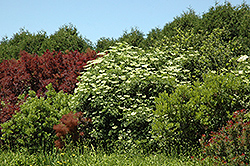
left=70, top=42, right=191, bottom=143
left=237, top=55, right=248, bottom=62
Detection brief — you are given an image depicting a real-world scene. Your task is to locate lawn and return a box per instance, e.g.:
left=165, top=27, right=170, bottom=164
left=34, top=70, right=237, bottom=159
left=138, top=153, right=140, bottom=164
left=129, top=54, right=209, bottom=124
left=0, top=147, right=212, bottom=166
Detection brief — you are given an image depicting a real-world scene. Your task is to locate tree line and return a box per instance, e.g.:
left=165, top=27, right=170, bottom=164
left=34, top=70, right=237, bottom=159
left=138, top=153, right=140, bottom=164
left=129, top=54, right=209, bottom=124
left=0, top=1, right=250, bottom=63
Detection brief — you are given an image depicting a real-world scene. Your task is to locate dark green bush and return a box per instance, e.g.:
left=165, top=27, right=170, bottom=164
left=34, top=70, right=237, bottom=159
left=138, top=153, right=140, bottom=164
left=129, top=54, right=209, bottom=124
left=142, top=2, right=250, bottom=55
left=0, top=84, right=72, bottom=152
left=41, top=24, right=93, bottom=53
left=0, top=24, right=93, bottom=63
left=162, top=8, right=201, bottom=38
left=95, top=27, right=145, bottom=52
left=0, top=29, right=48, bottom=63
left=152, top=72, right=250, bottom=153
left=142, top=27, right=163, bottom=50
left=200, top=2, right=250, bottom=43
left=95, top=37, right=116, bottom=52
left=117, top=27, right=145, bottom=48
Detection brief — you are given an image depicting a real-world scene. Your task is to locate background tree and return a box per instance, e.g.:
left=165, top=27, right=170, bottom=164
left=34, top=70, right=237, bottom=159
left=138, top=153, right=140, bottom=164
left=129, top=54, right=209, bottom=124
left=142, top=27, right=163, bottom=50
left=117, top=27, right=145, bottom=48
left=95, top=37, right=117, bottom=52
left=0, top=24, right=93, bottom=63
left=41, top=24, right=93, bottom=53
left=0, top=29, right=47, bottom=63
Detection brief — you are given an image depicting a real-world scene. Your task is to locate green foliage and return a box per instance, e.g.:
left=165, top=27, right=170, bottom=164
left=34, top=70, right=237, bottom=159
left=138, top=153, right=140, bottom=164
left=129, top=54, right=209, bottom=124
left=140, top=8, right=201, bottom=51
left=95, top=27, right=145, bottom=53
left=200, top=109, right=250, bottom=165
left=0, top=84, right=72, bottom=152
left=232, top=54, right=250, bottom=82
left=151, top=27, right=243, bottom=81
left=117, top=27, right=145, bottom=48
left=153, top=72, right=250, bottom=152
left=198, top=1, right=250, bottom=55
left=0, top=28, right=47, bottom=63
left=143, top=2, right=250, bottom=53
left=200, top=2, right=250, bottom=41
left=95, top=37, right=116, bottom=52
left=142, top=27, right=163, bottom=50
left=230, top=54, right=250, bottom=110
left=71, top=43, right=177, bottom=150
left=0, top=24, right=93, bottom=63
left=162, top=8, right=201, bottom=37
left=196, top=28, right=240, bottom=73
left=41, top=24, right=93, bottom=53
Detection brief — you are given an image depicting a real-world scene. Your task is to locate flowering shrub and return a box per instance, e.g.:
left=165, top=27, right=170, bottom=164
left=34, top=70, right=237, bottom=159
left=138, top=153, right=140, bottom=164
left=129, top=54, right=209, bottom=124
left=53, top=112, right=93, bottom=149
left=71, top=42, right=179, bottom=149
left=199, top=109, right=250, bottom=165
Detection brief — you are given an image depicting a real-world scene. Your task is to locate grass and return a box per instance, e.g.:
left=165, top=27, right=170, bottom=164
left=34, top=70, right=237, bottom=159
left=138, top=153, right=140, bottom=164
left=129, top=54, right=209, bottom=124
left=0, top=146, right=214, bottom=166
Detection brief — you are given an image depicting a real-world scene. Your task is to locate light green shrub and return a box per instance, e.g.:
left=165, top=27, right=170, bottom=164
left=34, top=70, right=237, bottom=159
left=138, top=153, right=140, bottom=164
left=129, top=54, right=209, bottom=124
left=153, top=72, right=250, bottom=153
left=71, top=43, right=177, bottom=150
left=152, top=28, right=242, bottom=81
left=0, top=84, right=72, bottom=152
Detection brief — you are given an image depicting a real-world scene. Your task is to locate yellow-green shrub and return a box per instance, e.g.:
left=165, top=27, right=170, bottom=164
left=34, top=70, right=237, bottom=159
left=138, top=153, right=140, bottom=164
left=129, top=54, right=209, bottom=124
left=153, top=72, right=250, bottom=153
left=1, top=84, right=72, bottom=152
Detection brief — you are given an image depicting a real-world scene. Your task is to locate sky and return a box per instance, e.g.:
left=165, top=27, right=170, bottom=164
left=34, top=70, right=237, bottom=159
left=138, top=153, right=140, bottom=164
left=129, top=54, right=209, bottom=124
left=0, top=0, right=248, bottom=44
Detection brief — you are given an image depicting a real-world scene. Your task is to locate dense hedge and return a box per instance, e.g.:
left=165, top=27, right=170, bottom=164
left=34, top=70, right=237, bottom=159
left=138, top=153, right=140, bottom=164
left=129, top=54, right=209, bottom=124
left=1, top=3, right=249, bottom=55
left=40, top=24, right=93, bottom=54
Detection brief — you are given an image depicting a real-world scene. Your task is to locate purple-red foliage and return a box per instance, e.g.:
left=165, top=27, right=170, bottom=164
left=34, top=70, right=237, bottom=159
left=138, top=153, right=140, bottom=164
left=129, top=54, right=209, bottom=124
left=0, top=48, right=102, bottom=124
left=199, top=109, right=250, bottom=165
left=53, top=112, right=93, bottom=149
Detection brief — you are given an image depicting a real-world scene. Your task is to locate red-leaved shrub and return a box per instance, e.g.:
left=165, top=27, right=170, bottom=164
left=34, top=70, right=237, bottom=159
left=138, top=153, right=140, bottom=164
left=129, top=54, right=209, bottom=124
left=0, top=49, right=102, bottom=124
left=199, top=109, right=250, bottom=165
left=53, top=112, right=93, bottom=149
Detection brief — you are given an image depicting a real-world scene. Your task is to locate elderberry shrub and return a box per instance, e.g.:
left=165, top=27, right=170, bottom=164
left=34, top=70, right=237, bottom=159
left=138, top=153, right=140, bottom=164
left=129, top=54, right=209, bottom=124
left=71, top=43, right=179, bottom=151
